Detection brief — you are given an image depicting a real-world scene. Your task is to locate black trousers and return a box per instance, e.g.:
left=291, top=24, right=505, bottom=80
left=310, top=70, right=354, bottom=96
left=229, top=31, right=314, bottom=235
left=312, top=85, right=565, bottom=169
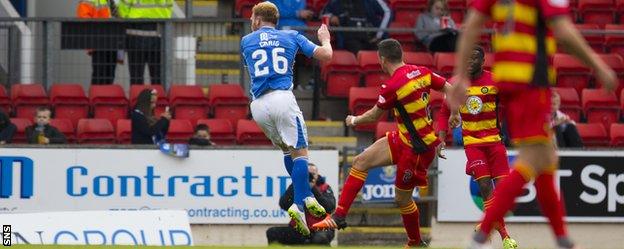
left=266, top=226, right=334, bottom=245
left=427, top=31, right=458, bottom=52
left=342, top=34, right=376, bottom=55
left=554, top=124, right=584, bottom=148
left=91, top=50, right=117, bottom=85
left=127, top=35, right=161, bottom=85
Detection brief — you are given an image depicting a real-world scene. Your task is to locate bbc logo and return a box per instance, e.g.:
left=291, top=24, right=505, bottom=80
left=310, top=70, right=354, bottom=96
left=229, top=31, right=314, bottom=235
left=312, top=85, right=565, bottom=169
left=2, top=225, right=10, bottom=246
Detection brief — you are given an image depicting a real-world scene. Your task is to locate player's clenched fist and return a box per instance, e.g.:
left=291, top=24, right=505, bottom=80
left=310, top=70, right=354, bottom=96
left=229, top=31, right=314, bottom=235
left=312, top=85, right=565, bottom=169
left=345, top=115, right=357, bottom=127
left=317, top=24, right=331, bottom=43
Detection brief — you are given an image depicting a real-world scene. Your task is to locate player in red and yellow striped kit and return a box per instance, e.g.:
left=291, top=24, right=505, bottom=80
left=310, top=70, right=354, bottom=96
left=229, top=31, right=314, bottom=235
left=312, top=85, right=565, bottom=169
left=436, top=46, right=517, bottom=249
left=447, top=0, right=618, bottom=247
left=312, top=39, right=449, bottom=248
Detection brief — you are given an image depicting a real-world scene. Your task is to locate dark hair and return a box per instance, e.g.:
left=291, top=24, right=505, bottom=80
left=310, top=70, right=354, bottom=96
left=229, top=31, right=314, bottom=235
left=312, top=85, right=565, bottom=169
left=195, top=124, right=210, bottom=133
left=427, top=0, right=448, bottom=13
left=135, top=89, right=156, bottom=125
left=0, top=110, right=10, bottom=130
left=378, top=39, right=403, bottom=63
left=474, top=45, right=485, bottom=60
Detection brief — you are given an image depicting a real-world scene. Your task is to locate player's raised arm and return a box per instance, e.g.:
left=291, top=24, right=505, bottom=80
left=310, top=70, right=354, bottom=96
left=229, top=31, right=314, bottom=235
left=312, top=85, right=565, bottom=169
left=313, top=24, right=333, bottom=62
left=550, top=17, right=617, bottom=91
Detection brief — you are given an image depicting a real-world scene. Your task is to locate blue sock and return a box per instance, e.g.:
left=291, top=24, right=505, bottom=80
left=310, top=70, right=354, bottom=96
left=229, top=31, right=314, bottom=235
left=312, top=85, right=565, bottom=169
left=283, top=153, right=293, bottom=176
left=292, top=156, right=313, bottom=208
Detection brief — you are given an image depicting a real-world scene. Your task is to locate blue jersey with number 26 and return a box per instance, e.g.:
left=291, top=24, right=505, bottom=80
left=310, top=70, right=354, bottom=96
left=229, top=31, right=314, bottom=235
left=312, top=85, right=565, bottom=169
left=241, top=26, right=318, bottom=99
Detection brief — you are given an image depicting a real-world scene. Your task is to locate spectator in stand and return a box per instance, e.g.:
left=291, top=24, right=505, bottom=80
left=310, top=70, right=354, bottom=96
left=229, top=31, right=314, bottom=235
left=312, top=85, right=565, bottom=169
left=0, top=111, right=16, bottom=144
left=551, top=92, right=583, bottom=148
left=188, top=124, right=216, bottom=146
left=117, top=0, right=173, bottom=85
left=269, top=0, right=314, bottom=30
left=76, top=0, right=119, bottom=85
left=322, top=0, right=391, bottom=54
left=266, top=163, right=336, bottom=245
left=131, top=89, right=171, bottom=144
left=26, top=107, right=67, bottom=144
left=415, top=0, right=458, bottom=52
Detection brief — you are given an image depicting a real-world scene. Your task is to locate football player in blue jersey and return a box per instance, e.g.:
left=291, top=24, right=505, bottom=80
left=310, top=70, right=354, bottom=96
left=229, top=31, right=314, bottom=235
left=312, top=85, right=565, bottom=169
left=240, top=1, right=333, bottom=236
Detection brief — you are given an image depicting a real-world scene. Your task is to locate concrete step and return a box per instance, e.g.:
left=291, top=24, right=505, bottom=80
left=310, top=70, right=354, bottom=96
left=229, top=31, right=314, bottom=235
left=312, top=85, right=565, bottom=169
left=197, top=35, right=240, bottom=53
left=307, top=121, right=344, bottom=137
left=338, top=226, right=431, bottom=246
left=308, top=136, right=356, bottom=151
left=176, top=0, right=219, bottom=17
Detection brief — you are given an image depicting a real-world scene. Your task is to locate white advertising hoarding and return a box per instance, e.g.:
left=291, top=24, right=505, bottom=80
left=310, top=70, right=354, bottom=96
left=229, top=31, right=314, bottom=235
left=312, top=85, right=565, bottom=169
left=437, top=149, right=624, bottom=222
left=0, top=148, right=339, bottom=224
left=0, top=210, right=192, bottom=246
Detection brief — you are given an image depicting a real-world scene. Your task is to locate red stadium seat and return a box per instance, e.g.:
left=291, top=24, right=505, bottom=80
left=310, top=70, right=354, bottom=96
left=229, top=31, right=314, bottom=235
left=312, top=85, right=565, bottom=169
left=390, top=0, right=427, bottom=11
left=11, top=84, right=49, bottom=119
left=610, top=123, right=624, bottom=146
left=605, top=24, right=624, bottom=59
left=434, top=52, right=456, bottom=77
left=553, top=87, right=582, bottom=122
left=574, top=24, right=604, bottom=52
left=577, top=123, right=609, bottom=147
left=50, top=84, right=89, bottom=128
left=116, top=119, right=131, bottom=144
left=76, top=118, right=115, bottom=144
left=349, top=87, right=383, bottom=132
left=49, top=118, right=75, bottom=143
left=235, top=0, right=260, bottom=18
left=9, top=118, right=31, bottom=143
left=358, top=50, right=388, bottom=87
left=129, top=85, right=168, bottom=117
left=388, top=21, right=420, bottom=52
left=375, top=121, right=398, bottom=139
left=89, top=85, right=128, bottom=125
left=169, top=85, right=209, bottom=125
left=307, top=0, right=329, bottom=15
left=582, top=89, right=620, bottom=132
left=404, top=52, right=434, bottom=68
left=578, top=0, right=614, bottom=27
left=554, top=54, right=591, bottom=95
left=208, top=84, right=249, bottom=125
left=448, top=0, right=466, bottom=23
left=197, top=118, right=236, bottom=145
left=167, top=119, right=194, bottom=144
left=321, top=50, right=360, bottom=97
left=0, top=85, right=10, bottom=114
left=394, top=10, right=419, bottom=26
left=597, top=54, right=624, bottom=95
left=237, top=119, right=272, bottom=145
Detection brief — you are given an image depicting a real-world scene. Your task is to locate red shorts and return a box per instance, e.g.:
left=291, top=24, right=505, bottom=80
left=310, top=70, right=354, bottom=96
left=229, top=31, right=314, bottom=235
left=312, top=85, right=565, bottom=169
left=500, top=87, right=553, bottom=145
left=387, top=131, right=436, bottom=190
left=465, top=143, right=510, bottom=180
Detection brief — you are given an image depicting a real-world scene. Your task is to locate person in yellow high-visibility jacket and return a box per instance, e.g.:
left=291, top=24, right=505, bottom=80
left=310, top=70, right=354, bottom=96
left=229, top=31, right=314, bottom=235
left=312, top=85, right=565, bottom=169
left=117, top=0, right=173, bottom=85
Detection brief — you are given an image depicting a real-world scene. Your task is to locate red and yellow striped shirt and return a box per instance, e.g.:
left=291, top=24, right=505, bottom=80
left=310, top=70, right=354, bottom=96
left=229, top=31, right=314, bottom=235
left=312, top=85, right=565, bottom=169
left=472, top=0, right=569, bottom=91
left=376, top=65, right=446, bottom=150
left=437, top=71, right=502, bottom=147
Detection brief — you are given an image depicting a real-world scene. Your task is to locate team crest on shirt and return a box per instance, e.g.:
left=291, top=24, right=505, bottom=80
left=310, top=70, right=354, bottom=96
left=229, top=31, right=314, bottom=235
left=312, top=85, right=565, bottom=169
left=466, top=96, right=484, bottom=115
left=481, top=87, right=489, bottom=94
